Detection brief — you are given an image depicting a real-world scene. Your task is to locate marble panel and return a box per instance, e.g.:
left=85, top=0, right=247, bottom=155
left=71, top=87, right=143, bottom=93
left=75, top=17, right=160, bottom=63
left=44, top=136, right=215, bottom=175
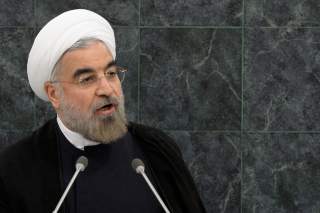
left=141, top=28, right=241, bottom=130
left=246, top=0, right=320, bottom=27
left=141, top=0, right=242, bottom=26
left=167, top=131, right=241, bottom=213
left=243, top=133, right=320, bottom=213
left=0, top=0, right=34, bottom=26
left=0, top=28, right=35, bottom=131
left=36, top=0, right=139, bottom=27
left=244, top=28, right=320, bottom=131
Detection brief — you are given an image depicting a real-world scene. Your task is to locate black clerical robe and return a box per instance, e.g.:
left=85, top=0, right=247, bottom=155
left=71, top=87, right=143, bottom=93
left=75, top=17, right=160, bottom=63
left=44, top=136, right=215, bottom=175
left=58, top=127, right=163, bottom=213
left=0, top=119, right=206, bottom=213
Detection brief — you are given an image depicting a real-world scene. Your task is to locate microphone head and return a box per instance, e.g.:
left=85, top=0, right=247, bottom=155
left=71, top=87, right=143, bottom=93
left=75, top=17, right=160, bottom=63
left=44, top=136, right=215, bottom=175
left=76, top=156, right=88, bottom=171
left=131, top=158, right=145, bottom=174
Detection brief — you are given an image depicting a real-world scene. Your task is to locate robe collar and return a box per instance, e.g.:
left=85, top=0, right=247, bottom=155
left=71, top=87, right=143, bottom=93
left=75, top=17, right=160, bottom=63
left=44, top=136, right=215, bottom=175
left=56, top=116, right=100, bottom=150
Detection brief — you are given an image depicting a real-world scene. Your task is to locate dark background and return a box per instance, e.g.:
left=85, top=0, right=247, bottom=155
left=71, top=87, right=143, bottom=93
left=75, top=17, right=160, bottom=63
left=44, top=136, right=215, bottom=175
left=1, top=0, right=320, bottom=212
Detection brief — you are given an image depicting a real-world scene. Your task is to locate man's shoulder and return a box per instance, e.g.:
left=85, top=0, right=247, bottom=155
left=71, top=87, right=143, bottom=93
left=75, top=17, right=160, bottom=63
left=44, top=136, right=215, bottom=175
left=128, top=122, right=182, bottom=157
left=128, top=122, right=173, bottom=143
left=0, top=119, right=57, bottom=166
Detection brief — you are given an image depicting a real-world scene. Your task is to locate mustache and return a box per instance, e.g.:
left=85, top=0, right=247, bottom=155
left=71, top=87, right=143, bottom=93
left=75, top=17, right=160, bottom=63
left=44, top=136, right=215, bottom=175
left=92, top=96, right=120, bottom=111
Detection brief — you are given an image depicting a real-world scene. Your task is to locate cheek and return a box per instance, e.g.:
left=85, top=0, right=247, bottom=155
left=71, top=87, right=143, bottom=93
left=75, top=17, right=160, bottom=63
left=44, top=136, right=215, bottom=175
left=113, top=83, right=123, bottom=97
left=62, top=88, right=95, bottom=109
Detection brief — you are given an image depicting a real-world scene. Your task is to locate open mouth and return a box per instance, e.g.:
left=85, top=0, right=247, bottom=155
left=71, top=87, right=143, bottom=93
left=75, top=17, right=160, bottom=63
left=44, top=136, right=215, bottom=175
left=100, top=104, right=113, bottom=110
left=96, top=103, right=116, bottom=115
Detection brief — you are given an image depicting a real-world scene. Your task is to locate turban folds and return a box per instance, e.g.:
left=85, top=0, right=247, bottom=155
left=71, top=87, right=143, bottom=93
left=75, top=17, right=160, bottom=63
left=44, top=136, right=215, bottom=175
left=27, top=9, right=116, bottom=101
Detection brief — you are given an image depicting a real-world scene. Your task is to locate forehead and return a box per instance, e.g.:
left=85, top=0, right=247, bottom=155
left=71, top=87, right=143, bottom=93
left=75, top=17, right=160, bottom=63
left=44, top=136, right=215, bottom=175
left=58, top=41, right=113, bottom=78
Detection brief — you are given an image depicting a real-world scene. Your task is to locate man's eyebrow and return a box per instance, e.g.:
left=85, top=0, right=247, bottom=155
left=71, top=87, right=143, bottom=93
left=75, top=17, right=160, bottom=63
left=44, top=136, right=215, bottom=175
left=105, top=60, right=116, bottom=69
left=73, top=68, right=95, bottom=79
left=72, top=60, right=116, bottom=79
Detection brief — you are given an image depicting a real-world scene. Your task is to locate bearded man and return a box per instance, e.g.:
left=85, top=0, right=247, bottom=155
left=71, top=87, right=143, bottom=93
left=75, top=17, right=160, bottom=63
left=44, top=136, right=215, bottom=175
left=0, top=9, right=206, bottom=213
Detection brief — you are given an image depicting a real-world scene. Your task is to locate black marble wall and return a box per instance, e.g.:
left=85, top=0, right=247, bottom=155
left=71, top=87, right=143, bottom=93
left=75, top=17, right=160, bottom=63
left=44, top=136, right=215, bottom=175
left=1, top=1, right=320, bottom=213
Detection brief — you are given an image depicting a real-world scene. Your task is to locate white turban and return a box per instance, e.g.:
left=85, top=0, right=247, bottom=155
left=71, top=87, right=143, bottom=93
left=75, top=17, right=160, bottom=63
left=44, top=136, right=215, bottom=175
left=27, top=9, right=116, bottom=101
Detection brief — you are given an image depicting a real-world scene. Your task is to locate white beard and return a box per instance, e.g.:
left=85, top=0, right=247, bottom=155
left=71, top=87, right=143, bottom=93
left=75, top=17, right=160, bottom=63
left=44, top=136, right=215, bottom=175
left=58, top=94, right=128, bottom=144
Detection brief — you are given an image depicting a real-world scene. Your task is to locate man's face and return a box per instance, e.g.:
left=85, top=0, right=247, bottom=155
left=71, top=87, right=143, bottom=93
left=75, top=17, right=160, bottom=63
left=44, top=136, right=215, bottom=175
left=51, top=41, right=127, bottom=143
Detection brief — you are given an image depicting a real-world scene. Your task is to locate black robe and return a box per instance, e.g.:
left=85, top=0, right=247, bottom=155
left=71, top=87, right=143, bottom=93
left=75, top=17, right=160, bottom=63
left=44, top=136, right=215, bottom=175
left=0, top=119, right=206, bottom=213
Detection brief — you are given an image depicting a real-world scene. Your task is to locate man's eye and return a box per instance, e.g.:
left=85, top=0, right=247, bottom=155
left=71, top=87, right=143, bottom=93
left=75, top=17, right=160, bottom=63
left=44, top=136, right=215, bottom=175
left=107, top=71, right=117, bottom=76
left=79, top=76, right=96, bottom=84
left=106, top=65, right=119, bottom=76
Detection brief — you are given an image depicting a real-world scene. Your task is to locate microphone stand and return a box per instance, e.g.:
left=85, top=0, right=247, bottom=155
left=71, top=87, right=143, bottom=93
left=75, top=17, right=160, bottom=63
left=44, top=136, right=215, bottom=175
left=132, top=159, right=170, bottom=213
left=52, top=168, right=81, bottom=213
left=52, top=156, right=88, bottom=213
left=139, top=170, right=171, bottom=213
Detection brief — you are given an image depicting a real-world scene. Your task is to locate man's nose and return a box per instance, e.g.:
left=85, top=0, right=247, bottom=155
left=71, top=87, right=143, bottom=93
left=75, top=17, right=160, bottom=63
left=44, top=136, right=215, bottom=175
left=95, top=77, right=114, bottom=96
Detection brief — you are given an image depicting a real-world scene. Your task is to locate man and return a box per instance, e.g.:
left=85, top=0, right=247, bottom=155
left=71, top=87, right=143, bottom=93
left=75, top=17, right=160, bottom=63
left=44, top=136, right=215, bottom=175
left=0, top=9, right=206, bottom=213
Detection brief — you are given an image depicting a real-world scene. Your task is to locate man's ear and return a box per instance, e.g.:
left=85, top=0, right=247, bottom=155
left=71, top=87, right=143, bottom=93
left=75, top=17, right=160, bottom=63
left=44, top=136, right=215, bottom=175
left=44, top=81, right=61, bottom=109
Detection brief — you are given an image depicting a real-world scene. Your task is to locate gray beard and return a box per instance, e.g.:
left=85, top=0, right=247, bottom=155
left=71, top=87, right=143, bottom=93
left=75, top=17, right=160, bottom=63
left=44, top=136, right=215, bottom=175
left=58, top=94, right=128, bottom=144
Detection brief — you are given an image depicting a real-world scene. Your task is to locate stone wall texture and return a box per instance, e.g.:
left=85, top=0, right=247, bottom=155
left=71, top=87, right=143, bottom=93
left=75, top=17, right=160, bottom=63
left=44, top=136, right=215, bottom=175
left=1, top=1, right=320, bottom=212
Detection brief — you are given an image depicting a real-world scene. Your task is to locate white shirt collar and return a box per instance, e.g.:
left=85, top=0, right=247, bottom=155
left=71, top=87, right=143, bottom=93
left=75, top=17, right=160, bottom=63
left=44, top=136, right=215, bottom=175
left=56, top=116, right=100, bottom=150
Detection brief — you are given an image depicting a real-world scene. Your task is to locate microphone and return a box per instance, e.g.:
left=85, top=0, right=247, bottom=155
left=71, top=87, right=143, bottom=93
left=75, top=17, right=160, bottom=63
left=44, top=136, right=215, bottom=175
left=131, top=158, right=171, bottom=213
left=52, top=156, right=88, bottom=213
left=76, top=156, right=88, bottom=171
